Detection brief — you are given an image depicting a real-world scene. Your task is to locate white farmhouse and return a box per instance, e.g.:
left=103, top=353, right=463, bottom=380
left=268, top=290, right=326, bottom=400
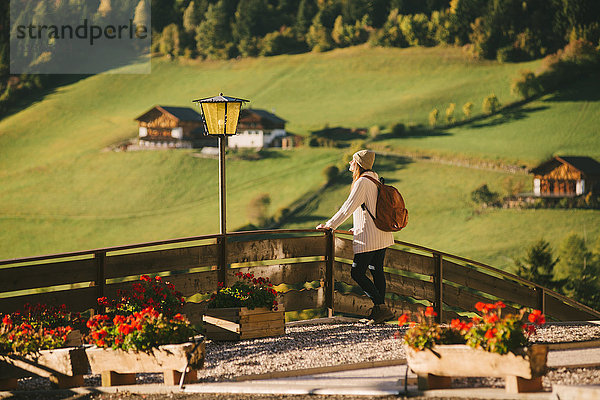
left=228, top=109, right=288, bottom=149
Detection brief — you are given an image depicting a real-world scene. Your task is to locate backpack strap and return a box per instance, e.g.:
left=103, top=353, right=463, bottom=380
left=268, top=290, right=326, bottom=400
left=360, top=174, right=382, bottom=220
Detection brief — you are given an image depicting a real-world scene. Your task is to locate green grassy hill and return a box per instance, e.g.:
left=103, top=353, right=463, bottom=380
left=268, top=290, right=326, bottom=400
left=0, top=45, right=598, bottom=265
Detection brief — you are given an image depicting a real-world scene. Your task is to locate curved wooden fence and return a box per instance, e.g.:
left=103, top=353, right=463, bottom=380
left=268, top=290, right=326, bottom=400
left=1, top=229, right=599, bottom=323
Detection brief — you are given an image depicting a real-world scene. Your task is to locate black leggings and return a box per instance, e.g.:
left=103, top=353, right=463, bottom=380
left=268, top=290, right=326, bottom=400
left=351, top=248, right=387, bottom=305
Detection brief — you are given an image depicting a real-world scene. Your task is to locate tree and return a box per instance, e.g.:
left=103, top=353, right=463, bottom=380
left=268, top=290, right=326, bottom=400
left=482, top=94, right=500, bottom=114
left=247, top=193, right=272, bottom=226
left=428, top=108, right=438, bottom=127
left=151, top=0, right=178, bottom=32
left=295, top=0, right=318, bottom=37
left=195, top=1, right=234, bottom=59
left=554, top=233, right=600, bottom=308
left=306, top=15, right=333, bottom=52
left=445, top=103, right=455, bottom=124
left=511, top=70, right=543, bottom=99
left=233, top=0, right=275, bottom=44
left=133, top=0, right=150, bottom=31
left=183, top=0, right=206, bottom=33
left=159, top=24, right=181, bottom=57
left=514, top=239, right=560, bottom=290
left=462, top=101, right=473, bottom=119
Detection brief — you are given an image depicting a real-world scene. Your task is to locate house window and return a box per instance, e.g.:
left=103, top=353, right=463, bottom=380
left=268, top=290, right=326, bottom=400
left=576, top=180, right=585, bottom=195
left=139, top=126, right=148, bottom=137
left=533, top=178, right=540, bottom=196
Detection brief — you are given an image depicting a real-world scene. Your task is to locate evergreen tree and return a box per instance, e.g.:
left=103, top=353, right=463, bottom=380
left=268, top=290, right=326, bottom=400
left=195, top=0, right=234, bottom=59
left=514, top=239, right=561, bottom=291
left=295, top=0, right=318, bottom=36
left=233, top=0, right=275, bottom=43
left=151, top=0, right=178, bottom=32
left=183, top=0, right=206, bottom=33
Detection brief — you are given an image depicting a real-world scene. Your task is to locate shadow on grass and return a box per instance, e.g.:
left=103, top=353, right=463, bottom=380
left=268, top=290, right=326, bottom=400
left=469, top=105, right=549, bottom=129
left=0, top=74, right=91, bottom=122
left=543, top=77, right=600, bottom=103
left=372, top=127, right=452, bottom=142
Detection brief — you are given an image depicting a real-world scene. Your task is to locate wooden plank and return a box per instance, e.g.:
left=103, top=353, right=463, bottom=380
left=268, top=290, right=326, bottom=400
left=203, top=315, right=239, bottom=333
left=280, top=288, right=324, bottom=312
left=406, top=344, right=548, bottom=380
left=104, top=244, right=219, bottom=279
left=333, top=291, right=422, bottom=317
left=0, top=258, right=96, bottom=293
left=0, top=348, right=89, bottom=378
left=226, top=262, right=325, bottom=286
left=240, top=327, right=285, bottom=340
left=164, top=369, right=198, bottom=385
left=545, top=294, right=599, bottom=321
left=443, top=284, right=520, bottom=316
left=103, top=270, right=218, bottom=300
left=240, top=312, right=284, bottom=323
left=87, top=341, right=205, bottom=374
left=442, top=260, right=538, bottom=308
left=334, top=236, right=354, bottom=260
left=101, top=371, right=136, bottom=386
left=334, top=266, right=434, bottom=303
left=239, top=319, right=285, bottom=333
left=386, top=248, right=435, bottom=276
left=227, top=237, right=327, bottom=264
left=0, top=287, right=98, bottom=315
left=165, top=270, right=219, bottom=297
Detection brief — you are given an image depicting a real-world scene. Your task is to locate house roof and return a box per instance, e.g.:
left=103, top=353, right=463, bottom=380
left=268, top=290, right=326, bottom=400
left=530, top=156, right=600, bottom=176
left=135, top=106, right=204, bottom=122
left=240, top=109, right=286, bottom=124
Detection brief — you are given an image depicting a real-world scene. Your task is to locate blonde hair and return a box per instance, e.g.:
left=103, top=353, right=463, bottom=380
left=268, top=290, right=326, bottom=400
left=352, top=163, right=368, bottom=188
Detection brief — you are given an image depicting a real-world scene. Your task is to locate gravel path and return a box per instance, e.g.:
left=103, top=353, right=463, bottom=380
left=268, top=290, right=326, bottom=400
left=5, top=320, right=600, bottom=399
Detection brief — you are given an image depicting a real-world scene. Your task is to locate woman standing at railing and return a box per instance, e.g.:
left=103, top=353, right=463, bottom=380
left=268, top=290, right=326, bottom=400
left=317, top=150, right=395, bottom=324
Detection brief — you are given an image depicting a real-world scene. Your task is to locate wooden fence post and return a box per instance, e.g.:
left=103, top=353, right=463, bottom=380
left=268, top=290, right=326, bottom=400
left=95, top=251, right=106, bottom=311
left=325, top=230, right=334, bottom=317
left=536, top=287, right=545, bottom=315
left=218, top=234, right=227, bottom=288
left=433, top=253, right=443, bottom=323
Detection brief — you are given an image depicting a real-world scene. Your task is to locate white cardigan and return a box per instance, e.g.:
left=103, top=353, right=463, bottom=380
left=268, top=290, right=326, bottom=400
left=325, top=171, right=395, bottom=254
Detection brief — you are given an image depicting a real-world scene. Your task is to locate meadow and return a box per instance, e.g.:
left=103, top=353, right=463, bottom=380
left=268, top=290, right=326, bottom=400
left=0, top=45, right=598, bottom=268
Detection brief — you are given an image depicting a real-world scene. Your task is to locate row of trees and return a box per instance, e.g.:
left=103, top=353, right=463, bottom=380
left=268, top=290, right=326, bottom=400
left=515, top=235, right=600, bottom=310
left=147, top=0, right=600, bottom=61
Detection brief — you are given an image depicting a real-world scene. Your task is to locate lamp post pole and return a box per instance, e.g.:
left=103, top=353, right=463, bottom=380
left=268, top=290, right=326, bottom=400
left=218, top=135, right=226, bottom=235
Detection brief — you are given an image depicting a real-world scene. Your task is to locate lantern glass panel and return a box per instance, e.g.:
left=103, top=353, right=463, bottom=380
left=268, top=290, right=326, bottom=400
left=201, top=102, right=226, bottom=135
left=226, top=102, right=241, bottom=135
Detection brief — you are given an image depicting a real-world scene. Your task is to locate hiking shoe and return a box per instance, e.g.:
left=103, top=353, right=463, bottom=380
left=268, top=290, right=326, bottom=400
left=359, top=305, right=380, bottom=324
left=372, top=304, right=394, bottom=324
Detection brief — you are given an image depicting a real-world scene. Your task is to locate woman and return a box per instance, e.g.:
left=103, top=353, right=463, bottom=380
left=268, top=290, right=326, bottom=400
left=317, top=150, right=395, bottom=324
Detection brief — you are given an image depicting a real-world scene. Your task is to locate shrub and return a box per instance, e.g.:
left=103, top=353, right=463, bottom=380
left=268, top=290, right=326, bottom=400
left=482, top=94, right=500, bottom=114
left=391, top=123, right=406, bottom=137
left=368, top=125, right=381, bottom=139
left=471, top=184, right=499, bottom=205
left=322, top=164, right=339, bottom=184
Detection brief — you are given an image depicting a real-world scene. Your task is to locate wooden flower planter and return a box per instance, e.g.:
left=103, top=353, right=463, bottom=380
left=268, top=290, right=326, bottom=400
left=203, top=306, right=285, bottom=341
left=0, top=347, right=89, bottom=390
left=86, top=338, right=205, bottom=387
left=405, top=344, right=548, bottom=393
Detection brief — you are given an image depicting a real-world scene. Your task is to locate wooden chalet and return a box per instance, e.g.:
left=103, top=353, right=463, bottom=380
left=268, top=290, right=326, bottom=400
left=229, top=109, right=289, bottom=148
left=530, top=156, right=600, bottom=197
left=134, top=105, right=216, bottom=149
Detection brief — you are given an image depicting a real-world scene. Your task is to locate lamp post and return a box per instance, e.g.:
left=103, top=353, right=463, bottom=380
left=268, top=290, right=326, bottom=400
left=192, top=93, right=249, bottom=235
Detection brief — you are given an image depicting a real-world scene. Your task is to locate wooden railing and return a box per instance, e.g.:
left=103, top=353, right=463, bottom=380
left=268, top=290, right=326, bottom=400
left=1, top=229, right=599, bottom=322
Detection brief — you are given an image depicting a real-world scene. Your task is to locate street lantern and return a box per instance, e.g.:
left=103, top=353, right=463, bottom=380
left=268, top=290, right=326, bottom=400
left=193, top=93, right=249, bottom=235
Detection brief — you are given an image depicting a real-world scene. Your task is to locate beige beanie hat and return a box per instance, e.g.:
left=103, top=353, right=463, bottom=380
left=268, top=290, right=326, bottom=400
left=353, top=150, right=375, bottom=170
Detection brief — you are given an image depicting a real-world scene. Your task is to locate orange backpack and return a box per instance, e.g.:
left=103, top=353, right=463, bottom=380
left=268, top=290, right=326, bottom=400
left=361, top=175, right=408, bottom=232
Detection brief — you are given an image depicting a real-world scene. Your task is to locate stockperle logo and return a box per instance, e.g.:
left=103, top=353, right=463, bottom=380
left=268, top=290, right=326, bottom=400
left=10, top=0, right=151, bottom=74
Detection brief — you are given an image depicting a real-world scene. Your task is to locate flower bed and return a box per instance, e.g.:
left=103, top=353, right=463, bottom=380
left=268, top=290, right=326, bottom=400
left=203, top=273, right=284, bottom=341
left=399, top=302, right=548, bottom=393
left=0, top=303, right=87, bottom=390
left=84, top=275, right=204, bottom=386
